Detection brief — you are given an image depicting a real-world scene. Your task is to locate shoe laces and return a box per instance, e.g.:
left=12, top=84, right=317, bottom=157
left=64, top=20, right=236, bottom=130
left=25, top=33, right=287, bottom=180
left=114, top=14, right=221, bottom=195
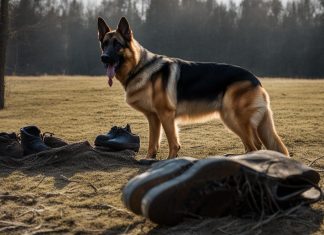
left=16, top=133, right=21, bottom=142
left=108, top=126, right=118, bottom=134
left=116, top=127, right=128, bottom=135
left=42, top=132, right=55, bottom=140
left=109, top=125, right=132, bottom=135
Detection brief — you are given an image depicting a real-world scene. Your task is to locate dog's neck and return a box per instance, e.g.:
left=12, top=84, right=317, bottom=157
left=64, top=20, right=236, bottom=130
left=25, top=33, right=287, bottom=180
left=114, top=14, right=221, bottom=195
left=125, top=46, right=165, bottom=89
left=130, top=39, right=144, bottom=68
left=115, top=39, right=171, bottom=92
left=115, top=39, right=143, bottom=88
left=129, top=46, right=154, bottom=75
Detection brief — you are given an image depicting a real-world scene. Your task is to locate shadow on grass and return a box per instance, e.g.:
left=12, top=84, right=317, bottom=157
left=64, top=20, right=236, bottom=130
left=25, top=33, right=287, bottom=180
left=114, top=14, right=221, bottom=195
left=0, top=143, right=323, bottom=234
left=0, top=141, right=148, bottom=189
left=104, top=206, right=323, bottom=235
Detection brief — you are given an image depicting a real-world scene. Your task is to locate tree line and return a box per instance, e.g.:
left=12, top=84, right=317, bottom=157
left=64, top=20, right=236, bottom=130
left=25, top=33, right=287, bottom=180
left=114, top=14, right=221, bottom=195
left=4, top=0, right=324, bottom=77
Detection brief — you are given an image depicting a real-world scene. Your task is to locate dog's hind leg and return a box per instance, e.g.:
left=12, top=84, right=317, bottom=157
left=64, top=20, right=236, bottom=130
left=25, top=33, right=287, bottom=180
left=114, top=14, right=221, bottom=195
left=257, top=107, right=289, bottom=156
left=248, top=87, right=289, bottom=156
left=221, top=82, right=288, bottom=156
left=220, top=110, right=259, bottom=152
left=145, top=113, right=162, bottom=159
left=251, top=127, right=263, bottom=150
left=220, top=82, right=266, bottom=153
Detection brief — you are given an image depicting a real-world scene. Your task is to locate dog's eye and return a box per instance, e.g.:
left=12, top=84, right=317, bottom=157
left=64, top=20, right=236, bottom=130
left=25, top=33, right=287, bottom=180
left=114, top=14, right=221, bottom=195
left=114, top=40, right=123, bottom=51
left=101, top=41, right=108, bottom=50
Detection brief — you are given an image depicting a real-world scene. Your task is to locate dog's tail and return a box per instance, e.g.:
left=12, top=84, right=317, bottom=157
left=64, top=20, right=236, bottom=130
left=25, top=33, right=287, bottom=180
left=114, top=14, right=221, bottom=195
left=257, top=108, right=289, bottom=156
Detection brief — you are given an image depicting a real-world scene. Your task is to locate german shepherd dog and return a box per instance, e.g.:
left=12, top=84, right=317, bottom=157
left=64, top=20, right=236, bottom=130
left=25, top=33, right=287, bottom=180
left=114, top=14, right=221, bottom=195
left=97, top=17, right=289, bottom=159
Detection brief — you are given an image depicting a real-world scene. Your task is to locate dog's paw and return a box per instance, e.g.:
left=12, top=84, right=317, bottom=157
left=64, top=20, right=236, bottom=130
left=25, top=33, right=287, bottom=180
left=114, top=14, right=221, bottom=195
left=167, top=155, right=178, bottom=160
left=146, top=153, right=157, bottom=159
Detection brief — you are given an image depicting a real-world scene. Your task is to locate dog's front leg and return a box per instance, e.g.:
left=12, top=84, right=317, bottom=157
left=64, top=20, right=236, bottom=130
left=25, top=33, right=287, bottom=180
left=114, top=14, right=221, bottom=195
left=145, top=113, right=161, bottom=159
left=157, top=110, right=180, bottom=159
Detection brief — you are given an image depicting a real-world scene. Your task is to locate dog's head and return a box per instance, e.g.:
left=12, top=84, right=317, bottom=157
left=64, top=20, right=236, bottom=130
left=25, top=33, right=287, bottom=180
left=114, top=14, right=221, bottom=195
left=98, top=17, right=138, bottom=87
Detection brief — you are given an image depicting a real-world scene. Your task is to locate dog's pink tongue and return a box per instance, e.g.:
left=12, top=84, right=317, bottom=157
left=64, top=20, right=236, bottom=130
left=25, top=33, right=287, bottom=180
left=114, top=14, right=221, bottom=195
left=108, top=77, right=113, bottom=87
left=106, top=65, right=116, bottom=87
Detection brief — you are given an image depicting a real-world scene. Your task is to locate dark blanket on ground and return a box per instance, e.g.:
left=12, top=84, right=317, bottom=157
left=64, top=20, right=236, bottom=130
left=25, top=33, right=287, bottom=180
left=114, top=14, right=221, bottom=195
left=0, top=141, right=137, bottom=169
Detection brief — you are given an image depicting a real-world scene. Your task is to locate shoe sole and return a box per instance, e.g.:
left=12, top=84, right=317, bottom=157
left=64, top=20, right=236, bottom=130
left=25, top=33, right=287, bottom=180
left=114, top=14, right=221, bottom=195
left=141, top=157, right=240, bottom=225
left=122, top=157, right=197, bottom=215
left=137, top=159, right=160, bottom=165
left=97, top=141, right=140, bottom=152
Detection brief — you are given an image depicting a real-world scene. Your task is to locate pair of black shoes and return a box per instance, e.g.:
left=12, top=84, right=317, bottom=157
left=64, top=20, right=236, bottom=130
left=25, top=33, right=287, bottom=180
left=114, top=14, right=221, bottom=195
left=20, top=126, right=68, bottom=155
left=0, top=126, right=68, bottom=157
left=95, top=124, right=140, bottom=152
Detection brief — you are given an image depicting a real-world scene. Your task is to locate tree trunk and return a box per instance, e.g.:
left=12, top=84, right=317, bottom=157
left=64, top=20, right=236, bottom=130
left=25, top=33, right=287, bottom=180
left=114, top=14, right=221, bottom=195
left=0, top=0, right=9, bottom=109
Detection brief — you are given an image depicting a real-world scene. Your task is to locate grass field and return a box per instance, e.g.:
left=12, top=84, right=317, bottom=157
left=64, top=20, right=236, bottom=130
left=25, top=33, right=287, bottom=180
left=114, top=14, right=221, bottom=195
left=0, top=76, right=323, bottom=234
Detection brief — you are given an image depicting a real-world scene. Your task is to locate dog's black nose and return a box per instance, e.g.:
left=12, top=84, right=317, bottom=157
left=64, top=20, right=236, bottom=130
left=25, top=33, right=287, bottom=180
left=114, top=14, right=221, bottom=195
left=101, top=54, right=113, bottom=64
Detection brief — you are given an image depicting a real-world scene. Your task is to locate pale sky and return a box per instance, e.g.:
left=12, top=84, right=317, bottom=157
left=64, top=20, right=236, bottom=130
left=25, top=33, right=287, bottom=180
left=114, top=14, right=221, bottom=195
left=81, top=0, right=290, bottom=8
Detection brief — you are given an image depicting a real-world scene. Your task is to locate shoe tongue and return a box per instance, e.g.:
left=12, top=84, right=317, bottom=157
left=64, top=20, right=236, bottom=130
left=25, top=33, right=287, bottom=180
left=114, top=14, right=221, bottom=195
left=24, top=125, right=41, bottom=136
left=106, top=64, right=116, bottom=87
left=110, top=126, right=118, bottom=133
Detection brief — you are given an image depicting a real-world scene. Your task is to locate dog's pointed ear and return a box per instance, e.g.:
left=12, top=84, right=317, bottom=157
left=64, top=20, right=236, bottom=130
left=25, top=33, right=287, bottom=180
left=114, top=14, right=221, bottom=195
left=117, top=17, right=132, bottom=41
left=98, top=17, right=110, bottom=41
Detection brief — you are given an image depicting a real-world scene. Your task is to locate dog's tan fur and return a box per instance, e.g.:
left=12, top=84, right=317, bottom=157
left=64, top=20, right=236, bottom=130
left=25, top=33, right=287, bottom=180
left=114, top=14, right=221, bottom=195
left=98, top=17, right=289, bottom=159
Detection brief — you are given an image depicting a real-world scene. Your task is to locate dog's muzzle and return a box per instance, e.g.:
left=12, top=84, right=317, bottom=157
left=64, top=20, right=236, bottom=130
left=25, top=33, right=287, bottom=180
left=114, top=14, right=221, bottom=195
left=101, top=54, right=114, bottom=64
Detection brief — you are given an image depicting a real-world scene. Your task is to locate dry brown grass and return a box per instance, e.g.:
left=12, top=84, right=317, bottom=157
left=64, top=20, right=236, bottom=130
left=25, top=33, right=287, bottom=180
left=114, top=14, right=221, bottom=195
left=0, top=76, right=323, bottom=234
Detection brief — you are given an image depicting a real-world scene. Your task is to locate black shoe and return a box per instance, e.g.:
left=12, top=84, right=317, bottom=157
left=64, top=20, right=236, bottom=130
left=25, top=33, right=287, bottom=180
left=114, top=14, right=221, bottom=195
left=137, top=159, right=160, bottom=166
left=105, top=128, right=140, bottom=152
left=95, top=124, right=140, bottom=151
left=0, top=132, right=24, bottom=157
left=20, top=126, right=51, bottom=155
left=42, top=132, right=68, bottom=148
left=95, top=124, right=130, bottom=146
